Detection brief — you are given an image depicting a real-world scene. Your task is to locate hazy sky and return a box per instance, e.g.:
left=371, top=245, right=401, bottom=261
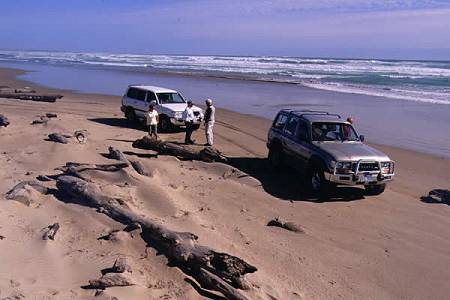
left=0, top=0, right=449, bottom=59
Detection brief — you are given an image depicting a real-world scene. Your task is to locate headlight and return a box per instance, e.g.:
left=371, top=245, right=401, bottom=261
left=174, top=112, right=183, bottom=119
left=335, top=161, right=353, bottom=174
left=380, top=162, right=394, bottom=174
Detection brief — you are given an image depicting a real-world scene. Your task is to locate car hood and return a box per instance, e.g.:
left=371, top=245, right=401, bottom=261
left=159, top=103, right=203, bottom=113
left=314, top=142, right=391, bottom=161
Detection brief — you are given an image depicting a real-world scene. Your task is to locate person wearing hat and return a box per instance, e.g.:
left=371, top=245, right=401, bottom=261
left=146, top=102, right=159, bottom=139
left=204, top=98, right=215, bottom=146
left=182, top=100, right=195, bottom=144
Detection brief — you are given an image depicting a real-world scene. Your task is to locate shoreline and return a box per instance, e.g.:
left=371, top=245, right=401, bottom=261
left=1, top=65, right=449, bottom=160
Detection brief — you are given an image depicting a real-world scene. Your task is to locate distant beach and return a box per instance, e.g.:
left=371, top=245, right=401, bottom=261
left=1, top=52, right=449, bottom=158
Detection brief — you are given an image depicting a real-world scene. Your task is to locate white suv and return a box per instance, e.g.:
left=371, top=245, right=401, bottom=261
left=121, top=85, right=204, bottom=131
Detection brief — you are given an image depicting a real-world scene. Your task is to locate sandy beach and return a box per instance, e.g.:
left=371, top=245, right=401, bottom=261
left=1, top=66, right=450, bottom=299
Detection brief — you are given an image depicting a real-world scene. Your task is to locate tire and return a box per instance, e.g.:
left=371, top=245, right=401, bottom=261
left=158, top=115, right=173, bottom=132
left=125, top=107, right=137, bottom=123
left=308, top=163, right=331, bottom=195
left=365, top=184, right=386, bottom=195
left=268, top=144, right=283, bottom=169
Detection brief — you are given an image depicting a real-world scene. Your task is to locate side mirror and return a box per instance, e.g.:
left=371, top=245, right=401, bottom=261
left=360, top=135, right=365, bottom=142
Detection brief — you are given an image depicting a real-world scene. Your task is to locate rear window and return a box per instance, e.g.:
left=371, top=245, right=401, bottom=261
left=273, top=113, right=288, bottom=130
left=126, top=88, right=146, bottom=101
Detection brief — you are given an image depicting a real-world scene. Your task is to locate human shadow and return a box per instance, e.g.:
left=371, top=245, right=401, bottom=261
left=89, top=117, right=186, bottom=133
left=420, top=189, right=450, bottom=205
left=226, top=157, right=365, bottom=202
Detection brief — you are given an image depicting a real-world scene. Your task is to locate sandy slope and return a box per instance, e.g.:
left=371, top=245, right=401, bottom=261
left=1, top=67, right=450, bottom=299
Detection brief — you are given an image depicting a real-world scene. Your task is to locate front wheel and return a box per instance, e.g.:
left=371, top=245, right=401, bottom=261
left=365, top=184, right=386, bottom=195
left=158, top=116, right=173, bottom=132
left=125, top=107, right=137, bottom=123
left=308, top=164, right=331, bottom=195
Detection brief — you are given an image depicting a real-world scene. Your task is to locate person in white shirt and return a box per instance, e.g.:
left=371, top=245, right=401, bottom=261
left=182, top=101, right=195, bottom=144
left=146, top=102, right=159, bottom=139
left=204, top=98, right=215, bottom=146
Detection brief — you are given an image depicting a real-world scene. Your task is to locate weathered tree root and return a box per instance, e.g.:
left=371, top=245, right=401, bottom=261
left=43, top=223, right=60, bottom=240
left=267, top=218, right=304, bottom=233
left=0, top=114, right=10, bottom=127
left=56, top=175, right=255, bottom=299
left=132, top=136, right=227, bottom=163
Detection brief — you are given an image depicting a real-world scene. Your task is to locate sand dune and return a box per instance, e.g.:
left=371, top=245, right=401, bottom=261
left=1, top=67, right=450, bottom=299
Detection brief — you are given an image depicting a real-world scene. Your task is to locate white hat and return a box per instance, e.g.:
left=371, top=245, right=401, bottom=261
left=205, top=98, right=213, bottom=105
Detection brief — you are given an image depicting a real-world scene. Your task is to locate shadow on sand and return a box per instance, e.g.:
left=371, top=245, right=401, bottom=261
left=421, top=189, right=450, bottom=205
left=227, top=157, right=366, bottom=202
left=89, top=117, right=185, bottom=133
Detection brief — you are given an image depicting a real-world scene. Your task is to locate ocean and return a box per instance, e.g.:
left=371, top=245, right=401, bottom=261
left=0, top=50, right=449, bottom=157
left=1, top=50, right=449, bottom=105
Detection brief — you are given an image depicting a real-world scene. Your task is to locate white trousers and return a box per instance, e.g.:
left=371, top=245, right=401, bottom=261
left=205, top=121, right=214, bottom=145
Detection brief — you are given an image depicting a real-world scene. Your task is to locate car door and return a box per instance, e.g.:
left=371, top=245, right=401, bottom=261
left=282, top=117, right=312, bottom=168
left=282, top=116, right=302, bottom=167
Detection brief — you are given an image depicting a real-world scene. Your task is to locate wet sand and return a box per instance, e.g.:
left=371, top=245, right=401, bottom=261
left=1, top=66, right=450, bottom=299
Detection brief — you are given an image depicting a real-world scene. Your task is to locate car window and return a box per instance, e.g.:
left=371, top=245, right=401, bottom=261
left=126, top=88, right=138, bottom=99
left=146, top=91, right=157, bottom=102
left=297, top=120, right=309, bottom=141
left=284, top=116, right=299, bottom=136
left=312, top=122, right=359, bottom=141
left=273, top=113, right=288, bottom=130
left=135, top=89, right=146, bottom=101
left=157, top=93, right=185, bottom=104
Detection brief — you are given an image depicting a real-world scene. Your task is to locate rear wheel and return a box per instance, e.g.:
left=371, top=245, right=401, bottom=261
left=125, top=107, right=137, bottom=123
left=365, top=184, right=386, bottom=195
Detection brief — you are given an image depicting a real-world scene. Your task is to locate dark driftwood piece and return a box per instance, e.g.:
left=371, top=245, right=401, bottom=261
left=57, top=162, right=129, bottom=174
left=0, top=114, right=10, bottom=127
left=31, top=116, right=49, bottom=125
left=0, top=92, right=62, bottom=103
left=132, top=136, right=227, bottom=163
left=130, top=160, right=148, bottom=176
left=46, top=113, right=58, bottom=118
left=421, top=189, right=450, bottom=205
left=267, top=218, right=304, bottom=233
left=57, top=176, right=255, bottom=300
left=43, top=223, right=60, bottom=240
left=108, top=146, right=129, bottom=164
left=48, top=133, right=69, bottom=144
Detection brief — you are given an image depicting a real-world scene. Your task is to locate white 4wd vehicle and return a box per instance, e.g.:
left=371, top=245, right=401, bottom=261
left=121, top=85, right=204, bottom=131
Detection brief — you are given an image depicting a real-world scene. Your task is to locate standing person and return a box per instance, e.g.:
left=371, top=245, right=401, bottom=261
left=183, top=100, right=195, bottom=144
left=204, top=98, right=215, bottom=146
left=147, top=102, right=159, bottom=139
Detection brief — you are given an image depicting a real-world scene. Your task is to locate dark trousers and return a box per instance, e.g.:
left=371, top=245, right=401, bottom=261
left=185, top=121, right=194, bottom=143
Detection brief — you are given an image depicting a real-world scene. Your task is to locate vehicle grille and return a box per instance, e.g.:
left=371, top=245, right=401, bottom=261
left=358, top=162, right=380, bottom=172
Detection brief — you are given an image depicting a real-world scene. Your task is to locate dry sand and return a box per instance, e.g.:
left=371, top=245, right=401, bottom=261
left=0, top=67, right=449, bottom=299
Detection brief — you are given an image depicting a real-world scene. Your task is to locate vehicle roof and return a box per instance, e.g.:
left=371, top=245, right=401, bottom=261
left=279, top=109, right=348, bottom=123
left=128, top=85, right=177, bottom=93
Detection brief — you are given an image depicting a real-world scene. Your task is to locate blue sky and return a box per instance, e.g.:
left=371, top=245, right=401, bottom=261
left=0, top=0, right=449, bottom=59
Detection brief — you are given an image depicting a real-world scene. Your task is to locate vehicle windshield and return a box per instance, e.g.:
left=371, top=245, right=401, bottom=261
left=157, top=92, right=185, bottom=104
left=312, top=122, right=359, bottom=142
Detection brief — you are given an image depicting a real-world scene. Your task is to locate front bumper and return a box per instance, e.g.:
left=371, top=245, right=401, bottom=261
left=324, top=160, right=395, bottom=186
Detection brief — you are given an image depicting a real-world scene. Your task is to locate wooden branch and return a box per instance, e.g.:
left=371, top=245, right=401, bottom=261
left=56, top=175, right=256, bottom=299
left=43, top=223, right=60, bottom=240
left=56, top=162, right=129, bottom=174
left=0, top=114, right=10, bottom=127
left=132, top=136, right=227, bottom=163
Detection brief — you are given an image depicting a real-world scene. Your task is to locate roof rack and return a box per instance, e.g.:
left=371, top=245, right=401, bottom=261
left=289, top=110, right=341, bottom=119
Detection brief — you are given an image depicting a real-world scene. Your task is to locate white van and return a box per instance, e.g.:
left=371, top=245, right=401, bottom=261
left=121, top=85, right=204, bottom=131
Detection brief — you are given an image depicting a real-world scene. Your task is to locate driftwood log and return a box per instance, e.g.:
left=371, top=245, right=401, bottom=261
left=48, top=133, right=69, bottom=144
left=6, top=181, right=48, bottom=199
left=57, top=162, right=129, bottom=174
left=0, top=114, right=10, bottom=127
left=46, top=113, right=57, bottom=118
left=132, top=136, right=227, bottom=163
left=0, top=92, right=62, bottom=103
left=108, top=146, right=129, bottom=164
left=31, top=116, right=49, bottom=125
left=43, top=223, right=60, bottom=240
left=130, top=160, right=149, bottom=176
left=56, top=175, right=255, bottom=300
